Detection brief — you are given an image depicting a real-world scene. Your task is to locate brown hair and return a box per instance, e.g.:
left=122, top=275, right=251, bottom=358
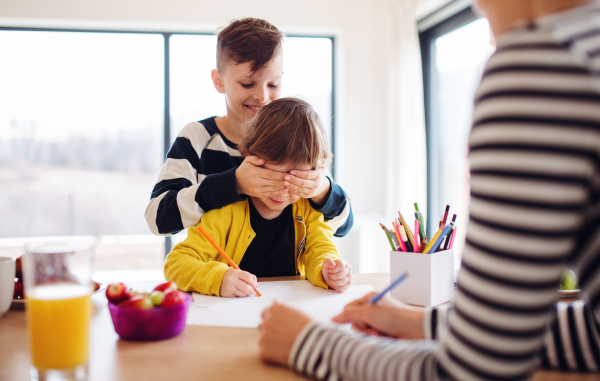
left=216, top=18, right=284, bottom=73
left=238, top=98, right=332, bottom=169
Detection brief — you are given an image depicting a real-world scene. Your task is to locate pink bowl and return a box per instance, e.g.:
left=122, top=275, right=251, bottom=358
left=108, top=293, right=192, bottom=341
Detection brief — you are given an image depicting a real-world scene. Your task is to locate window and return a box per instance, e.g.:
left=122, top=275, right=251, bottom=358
left=420, top=6, right=495, bottom=259
left=0, top=28, right=334, bottom=274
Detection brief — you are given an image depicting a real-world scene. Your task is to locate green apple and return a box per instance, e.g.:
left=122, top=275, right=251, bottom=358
left=151, top=291, right=164, bottom=306
left=560, top=268, right=578, bottom=290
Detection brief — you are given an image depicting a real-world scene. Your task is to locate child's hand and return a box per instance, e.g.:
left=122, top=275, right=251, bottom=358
left=284, top=167, right=330, bottom=207
left=220, top=269, right=258, bottom=297
left=322, top=258, right=351, bottom=292
left=235, top=156, right=289, bottom=198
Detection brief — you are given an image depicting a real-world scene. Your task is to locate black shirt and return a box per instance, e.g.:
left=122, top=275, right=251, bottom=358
left=239, top=199, right=297, bottom=277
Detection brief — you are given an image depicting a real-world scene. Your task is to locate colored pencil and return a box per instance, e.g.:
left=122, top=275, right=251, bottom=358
left=379, top=223, right=396, bottom=251
left=442, top=205, right=450, bottom=225
left=442, top=214, right=457, bottom=250
left=197, top=224, right=261, bottom=297
left=390, top=229, right=400, bottom=250
left=368, top=273, right=408, bottom=304
left=392, top=222, right=407, bottom=252
left=397, top=220, right=413, bottom=252
left=398, top=211, right=415, bottom=249
left=415, top=211, right=427, bottom=245
left=449, top=226, right=458, bottom=249
left=426, top=222, right=454, bottom=254
left=422, top=226, right=444, bottom=254
left=414, top=219, right=420, bottom=252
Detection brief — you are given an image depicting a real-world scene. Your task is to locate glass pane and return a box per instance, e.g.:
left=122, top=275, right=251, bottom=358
left=431, top=18, right=495, bottom=257
left=169, top=35, right=333, bottom=145
left=280, top=37, right=333, bottom=143
left=0, top=31, right=165, bottom=269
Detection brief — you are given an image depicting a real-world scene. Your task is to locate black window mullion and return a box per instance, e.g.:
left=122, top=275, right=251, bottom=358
left=163, top=33, right=172, bottom=257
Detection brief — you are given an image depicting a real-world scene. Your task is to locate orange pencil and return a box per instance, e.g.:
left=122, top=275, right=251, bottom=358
left=197, top=224, right=261, bottom=297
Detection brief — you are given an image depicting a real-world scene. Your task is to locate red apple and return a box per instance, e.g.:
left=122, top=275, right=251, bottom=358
left=161, top=290, right=185, bottom=308
left=153, top=281, right=177, bottom=293
left=119, top=294, right=154, bottom=310
left=105, top=282, right=130, bottom=304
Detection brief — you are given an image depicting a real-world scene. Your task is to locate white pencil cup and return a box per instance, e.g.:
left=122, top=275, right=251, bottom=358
left=390, top=249, right=454, bottom=307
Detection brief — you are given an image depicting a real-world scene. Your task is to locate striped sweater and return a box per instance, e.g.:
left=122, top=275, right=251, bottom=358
left=144, top=117, right=353, bottom=236
left=289, top=2, right=600, bottom=380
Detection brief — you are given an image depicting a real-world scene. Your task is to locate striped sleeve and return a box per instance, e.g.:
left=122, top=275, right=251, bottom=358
left=309, top=178, right=354, bottom=237
left=145, top=120, right=244, bottom=235
left=289, top=5, right=600, bottom=380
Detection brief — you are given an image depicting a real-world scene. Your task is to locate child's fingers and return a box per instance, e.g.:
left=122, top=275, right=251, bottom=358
left=245, top=155, right=265, bottom=166
left=238, top=270, right=258, bottom=288
left=258, top=185, right=288, bottom=193
left=234, top=281, right=255, bottom=296
left=255, top=166, right=288, bottom=181
left=284, top=183, right=310, bottom=197
left=328, top=260, right=349, bottom=274
left=255, top=178, right=287, bottom=188
left=322, top=258, right=336, bottom=272
left=327, top=277, right=349, bottom=288
left=288, top=169, right=321, bottom=180
left=284, top=175, right=313, bottom=188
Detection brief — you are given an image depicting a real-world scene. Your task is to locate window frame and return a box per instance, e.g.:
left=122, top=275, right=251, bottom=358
left=418, top=6, right=481, bottom=237
left=0, top=26, right=336, bottom=254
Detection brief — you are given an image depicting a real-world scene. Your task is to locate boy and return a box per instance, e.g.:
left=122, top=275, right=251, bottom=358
left=164, top=98, right=351, bottom=296
left=145, top=18, right=353, bottom=239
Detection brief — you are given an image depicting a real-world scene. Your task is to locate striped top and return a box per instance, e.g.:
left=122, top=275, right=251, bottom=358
left=289, top=2, right=600, bottom=380
left=144, top=117, right=353, bottom=236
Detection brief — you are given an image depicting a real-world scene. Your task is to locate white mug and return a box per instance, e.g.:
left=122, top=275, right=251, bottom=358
left=0, top=257, right=16, bottom=317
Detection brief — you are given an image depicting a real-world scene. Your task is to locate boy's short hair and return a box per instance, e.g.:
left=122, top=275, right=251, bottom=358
left=216, top=18, right=284, bottom=74
left=238, top=98, right=332, bottom=169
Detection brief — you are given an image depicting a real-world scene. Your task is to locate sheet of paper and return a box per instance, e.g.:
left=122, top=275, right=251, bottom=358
left=186, top=280, right=374, bottom=328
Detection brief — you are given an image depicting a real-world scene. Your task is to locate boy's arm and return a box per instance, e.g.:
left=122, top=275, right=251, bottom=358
left=145, top=124, right=244, bottom=236
left=308, top=177, right=354, bottom=237
left=163, top=209, right=231, bottom=296
left=300, top=204, right=341, bottom=289
left=288, top=168, right=354, bottom=237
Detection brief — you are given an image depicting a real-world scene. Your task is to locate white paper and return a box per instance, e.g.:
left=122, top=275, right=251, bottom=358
left=186, top=280, right=374, bottom=328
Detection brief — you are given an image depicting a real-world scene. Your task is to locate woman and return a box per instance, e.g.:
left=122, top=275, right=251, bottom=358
left=258, top=0, right=600, bottom=379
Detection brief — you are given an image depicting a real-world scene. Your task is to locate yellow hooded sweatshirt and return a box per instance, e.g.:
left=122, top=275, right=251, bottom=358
left=164, top=198, right=341, bottom=296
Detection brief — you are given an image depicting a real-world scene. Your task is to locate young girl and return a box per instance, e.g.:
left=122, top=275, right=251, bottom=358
left=164, top=98, right=351, bottom=297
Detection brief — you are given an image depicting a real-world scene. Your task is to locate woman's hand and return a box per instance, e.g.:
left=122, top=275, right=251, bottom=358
left=284, top=167, right=330, bottom=207
left=259, top=301, right=312, bottom=365
left=219, top=269, right=258, bottom=297
left=332, top=291, right=426, bottom=339
left=322, top=258, right=352, bottom=292
left=235, top=156, right=289, bottom=198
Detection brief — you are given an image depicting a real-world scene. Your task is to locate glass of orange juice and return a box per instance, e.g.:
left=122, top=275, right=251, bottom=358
left=23, top=239, right=95, bottom=381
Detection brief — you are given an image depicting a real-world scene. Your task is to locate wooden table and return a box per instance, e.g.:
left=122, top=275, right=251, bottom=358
left=0, top=273, right=595, bottom=381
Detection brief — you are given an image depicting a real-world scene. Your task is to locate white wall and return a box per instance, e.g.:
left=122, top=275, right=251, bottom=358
left=0, top=0, right=431, bottom=271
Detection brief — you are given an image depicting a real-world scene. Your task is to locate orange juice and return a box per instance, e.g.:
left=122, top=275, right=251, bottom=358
left=25, top=284, right=92, bottom=369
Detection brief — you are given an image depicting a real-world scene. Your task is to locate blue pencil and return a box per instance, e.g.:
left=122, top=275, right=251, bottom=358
left=427, top=222, right=455, bottom=254
left=368, top=273, right=408, bottom=304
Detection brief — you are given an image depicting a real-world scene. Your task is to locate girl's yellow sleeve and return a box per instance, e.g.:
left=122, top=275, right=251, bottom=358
left=164, top=209, right=230, bottom=296
left=301, top=205, right=342, bottom=289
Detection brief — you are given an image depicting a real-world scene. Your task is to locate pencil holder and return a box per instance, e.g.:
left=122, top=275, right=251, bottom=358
left=389, top=249, right=454, bottom=307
